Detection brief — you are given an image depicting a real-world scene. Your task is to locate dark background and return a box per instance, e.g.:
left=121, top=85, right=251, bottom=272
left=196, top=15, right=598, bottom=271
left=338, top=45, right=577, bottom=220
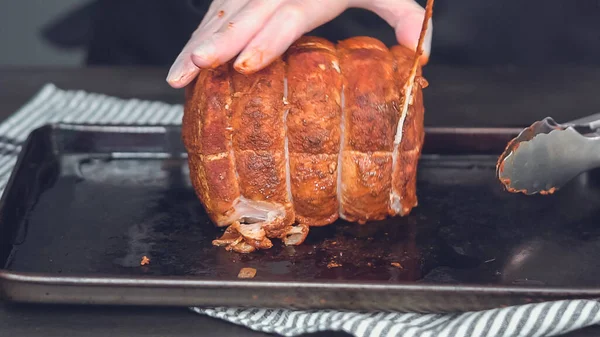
left=83, top=0, right=600, bottom=66
left=3, top=0, right=600, bottom=67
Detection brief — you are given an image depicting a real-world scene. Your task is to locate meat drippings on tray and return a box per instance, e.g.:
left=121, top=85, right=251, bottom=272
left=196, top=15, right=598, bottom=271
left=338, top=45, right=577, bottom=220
left=182, top=1, right=434, bottom=253
left=237, top=267, right=257, bottom=279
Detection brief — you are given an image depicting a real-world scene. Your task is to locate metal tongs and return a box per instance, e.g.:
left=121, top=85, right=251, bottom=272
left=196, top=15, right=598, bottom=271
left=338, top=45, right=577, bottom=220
left=496, top=113, right=600, bottom=195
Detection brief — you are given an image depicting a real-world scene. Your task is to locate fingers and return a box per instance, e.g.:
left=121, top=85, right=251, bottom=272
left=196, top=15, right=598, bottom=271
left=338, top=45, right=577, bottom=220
left=190, top=0, right=284, bottom=70
left=166, top=0, right=247, bottom=88
left=167, top=0, right=433, bottom=88
left=351, top=0, right=432, bottom=64
left=233, top=0, right=348, bottom=74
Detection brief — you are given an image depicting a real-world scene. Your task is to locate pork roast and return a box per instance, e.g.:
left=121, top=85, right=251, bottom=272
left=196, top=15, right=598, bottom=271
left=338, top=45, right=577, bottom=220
left=182, top=36, right=429, bottom=253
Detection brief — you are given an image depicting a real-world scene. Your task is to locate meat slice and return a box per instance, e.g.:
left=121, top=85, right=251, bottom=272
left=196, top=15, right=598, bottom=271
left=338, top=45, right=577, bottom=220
left=229, top=58, right=298, bottom=243
left=390, top=46, right=429, bottom=216
left=285, top=36, right=342, bottom=226
left=337, top=37, right=399, bottom=224
left=182, top=65, right=241, bottom=226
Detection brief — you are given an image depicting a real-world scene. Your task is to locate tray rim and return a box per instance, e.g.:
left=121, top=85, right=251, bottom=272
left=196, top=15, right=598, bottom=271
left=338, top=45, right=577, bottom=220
left=18, top=122, right=527, bottom=136
left=4, top=269, right=600, bottom=295
left=4, top=122, right=596, bottom=310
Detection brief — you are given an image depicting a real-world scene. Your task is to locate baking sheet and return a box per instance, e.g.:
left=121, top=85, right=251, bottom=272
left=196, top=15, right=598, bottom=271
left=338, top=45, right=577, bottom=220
left=1, top=123, right=600, bottom=312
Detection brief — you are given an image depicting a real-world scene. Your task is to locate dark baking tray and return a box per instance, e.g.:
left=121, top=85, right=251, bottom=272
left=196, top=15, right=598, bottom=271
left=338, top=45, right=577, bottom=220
left=1, top=123, right=600, bottom=313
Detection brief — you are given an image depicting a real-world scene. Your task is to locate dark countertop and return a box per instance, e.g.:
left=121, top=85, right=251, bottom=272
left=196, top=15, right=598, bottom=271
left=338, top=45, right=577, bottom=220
left=1, top=66, right=600, bottom=337
left=3, top=65, right=600, bottom=128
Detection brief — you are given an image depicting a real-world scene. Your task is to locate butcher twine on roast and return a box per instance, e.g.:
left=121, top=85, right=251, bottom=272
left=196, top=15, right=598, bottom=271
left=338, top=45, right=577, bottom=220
left=181, top=1, right=433, bottom=253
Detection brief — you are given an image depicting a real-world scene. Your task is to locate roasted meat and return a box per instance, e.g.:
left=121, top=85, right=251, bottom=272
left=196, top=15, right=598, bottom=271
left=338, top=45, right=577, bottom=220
left=182, top=2, right=433, bottom=253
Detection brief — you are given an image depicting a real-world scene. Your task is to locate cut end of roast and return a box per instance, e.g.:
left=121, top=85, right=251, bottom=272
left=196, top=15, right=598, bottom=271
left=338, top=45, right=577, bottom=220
left=228, top=197, right=285, bottom=224
left=212, top=197, right=308, bottom=252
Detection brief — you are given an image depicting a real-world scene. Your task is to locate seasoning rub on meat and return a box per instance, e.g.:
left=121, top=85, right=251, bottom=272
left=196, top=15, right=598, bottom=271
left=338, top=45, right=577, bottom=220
left=182, top=0, right=435, bottom=253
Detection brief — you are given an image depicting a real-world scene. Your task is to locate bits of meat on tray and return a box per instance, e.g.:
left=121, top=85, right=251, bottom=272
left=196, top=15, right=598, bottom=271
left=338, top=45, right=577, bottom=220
left=238, top=267, right=257, bottom=279
left=327, top=261, right=342, bottom=269
left=390, top=262, right=403, bottom=269
left=140, top=256, right=150, bottom=266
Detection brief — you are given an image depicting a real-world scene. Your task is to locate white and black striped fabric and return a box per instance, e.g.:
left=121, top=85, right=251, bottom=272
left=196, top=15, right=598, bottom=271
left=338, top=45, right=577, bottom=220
left=6, top=83, right=600, bottom=337
left=192, top=301, right=600, bottom=337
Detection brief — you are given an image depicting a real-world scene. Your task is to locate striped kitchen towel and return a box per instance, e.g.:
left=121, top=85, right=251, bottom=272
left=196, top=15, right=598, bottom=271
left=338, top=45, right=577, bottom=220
left=4, top=83, right=600, bottom=337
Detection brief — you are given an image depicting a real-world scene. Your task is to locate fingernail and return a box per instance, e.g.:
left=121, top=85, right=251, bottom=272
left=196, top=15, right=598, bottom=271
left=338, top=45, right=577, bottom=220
left=192, top=39, right=217, bottom=65
left=233, top=48, right=260, bottom=74
left=417, top=18, right=433, bottom=65
left=166, top=56, right=199, bottom=88
left=422, top=18, right=433, bottom=57
left=166, top=57, right=184, bottom=84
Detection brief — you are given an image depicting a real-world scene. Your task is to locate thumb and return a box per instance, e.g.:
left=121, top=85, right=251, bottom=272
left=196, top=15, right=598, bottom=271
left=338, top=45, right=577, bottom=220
left=351, top=0, right=432, bottom=63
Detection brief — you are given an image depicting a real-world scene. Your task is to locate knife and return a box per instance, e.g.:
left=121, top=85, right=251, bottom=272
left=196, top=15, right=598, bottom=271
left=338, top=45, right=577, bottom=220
left=496, top=113, right=600, bottom=195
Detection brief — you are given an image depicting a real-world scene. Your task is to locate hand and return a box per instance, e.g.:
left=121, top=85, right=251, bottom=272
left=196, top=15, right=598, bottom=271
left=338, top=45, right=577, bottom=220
left=166, top=0, right=432, bottom=89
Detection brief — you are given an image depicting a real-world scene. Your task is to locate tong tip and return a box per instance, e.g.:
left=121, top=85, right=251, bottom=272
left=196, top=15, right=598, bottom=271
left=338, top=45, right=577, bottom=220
left=495, top=117, right=567, bottom=196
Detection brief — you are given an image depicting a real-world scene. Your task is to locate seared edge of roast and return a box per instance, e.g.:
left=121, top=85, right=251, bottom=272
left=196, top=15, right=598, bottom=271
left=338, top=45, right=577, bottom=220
left=390, top=46, right=428, bottom=216
left=390, top=0, right=433, bottom=216
left=182, top=65, right=242, bottom=227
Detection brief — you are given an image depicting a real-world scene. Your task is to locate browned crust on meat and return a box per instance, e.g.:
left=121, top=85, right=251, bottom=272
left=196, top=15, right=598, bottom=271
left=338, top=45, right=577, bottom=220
left=391, top=45, right=421, bottom=83
left=230, top=58, right=295, bottom=227
left=337, top=37, right=397, bottom=222
left=186, top=153, right=209, bottom=217
left=337, top=36, right=389, bottom=54
left=289, top=153, right=339, bottom=226
left=288, top=36, right=337, bottom=54
left=285, top=37, right=341, bottom=155
left=390, top=46, right=428, bottom=216
left=235, top=151, right=288, bottom=202
left=231, top=59, right=286, bottom=152
left=185, top=153, right=232, bottom=227
left=285, top=36, right=342, bottom=226
left=182, top=65, right=233, bottom=155
left=188, top=154, right=242, bottom=226
left=338, top=37, right=398, bottom=153
left=182, top=77, right=200, bottom=153
left=339, top=151, right=393, bottom=224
